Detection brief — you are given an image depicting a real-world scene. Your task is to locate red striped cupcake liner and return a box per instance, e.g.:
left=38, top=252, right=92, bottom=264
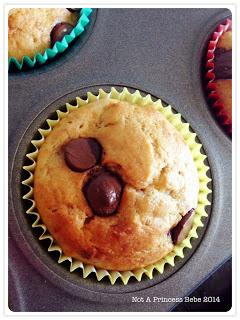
left=205, top=18, right=232, bottom=136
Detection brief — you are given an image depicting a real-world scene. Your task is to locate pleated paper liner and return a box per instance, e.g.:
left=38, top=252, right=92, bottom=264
left=22, top=87, right=211, bottom=285
left=205, top=18, right=232, bottom=136
left=8, top=8, right=92, bottom=71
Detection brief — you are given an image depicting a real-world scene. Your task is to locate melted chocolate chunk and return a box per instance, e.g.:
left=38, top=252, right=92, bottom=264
left=83, top=169, right=123, bottom=217
left=170, top=209, right=195, bottom=245
left=63, top=138, right=102, bottom=172
left=214, top=48, right=232, bottom=79
left=50, top=22, right=74, bottom=46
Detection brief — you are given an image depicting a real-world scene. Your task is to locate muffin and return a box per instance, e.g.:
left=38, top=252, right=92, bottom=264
left=206, top=19, right=232, bottom=133
left=8, top=8, right=79, bottom=61
left=33, top=98, right=199, bottom=271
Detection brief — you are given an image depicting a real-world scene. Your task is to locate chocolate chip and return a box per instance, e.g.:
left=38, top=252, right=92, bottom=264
left=50, top=22, right=74, bottom=46
left=214, top=48, right=232, bottom=79
left=67, top=8, right=81, bottom=12
left=63, top=138, right=102, bottom=172
left=170, top=209, right=195, bottom=245
left=83, top=169, right=123, bottom=217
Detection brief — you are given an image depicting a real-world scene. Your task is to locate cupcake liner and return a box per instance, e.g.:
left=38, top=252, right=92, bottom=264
left=205, top=18, right=232, bottom=135
left=8, top=8, right=92, bottom=71
left=22, top=87, right=211, bottom=285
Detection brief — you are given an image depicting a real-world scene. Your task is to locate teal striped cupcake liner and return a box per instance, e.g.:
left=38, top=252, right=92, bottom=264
left=8, top=8, right=92, bottom=71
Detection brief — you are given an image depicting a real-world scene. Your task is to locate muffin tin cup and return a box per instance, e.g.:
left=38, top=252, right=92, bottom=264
left=205, top=18, right=232, bottom=136
left=21, top=87, right=211, bottom=285
left=8, top=8, right=92, bottom=71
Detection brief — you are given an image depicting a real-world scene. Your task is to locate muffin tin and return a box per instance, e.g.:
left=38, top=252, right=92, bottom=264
left=8, top=8, right=232, bottom=312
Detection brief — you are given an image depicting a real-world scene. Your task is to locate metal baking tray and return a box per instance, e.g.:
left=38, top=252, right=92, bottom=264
left=8, top=8, right=232, bottom=312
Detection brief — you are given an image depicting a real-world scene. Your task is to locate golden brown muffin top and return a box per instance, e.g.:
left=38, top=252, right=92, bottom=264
left=217, top=30, right=232, bottom=51
left=34, top=99, right=199, bottom=270
left=8, top=8, right=78, bottom=60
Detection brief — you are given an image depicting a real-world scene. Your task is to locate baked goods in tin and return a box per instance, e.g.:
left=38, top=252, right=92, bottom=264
left=212, top=22, right=232, bottom=122
left=8, top=8, right=78, bottom=61
left=206, top=18, right=232, bottom=134
left=34, top=98, right=199, bottom=271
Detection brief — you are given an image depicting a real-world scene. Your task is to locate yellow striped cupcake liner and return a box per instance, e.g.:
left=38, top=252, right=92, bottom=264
left=22, top=87, right=211, bottom=285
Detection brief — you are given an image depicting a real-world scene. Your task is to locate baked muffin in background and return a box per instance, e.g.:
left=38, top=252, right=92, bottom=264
left=213, top=23, right=232, bottom=122
left=8, top=8, right=79, bottom=61
left=206, top=19, right=232, bottom=134
left=33, top=98, right=199, bottom=271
